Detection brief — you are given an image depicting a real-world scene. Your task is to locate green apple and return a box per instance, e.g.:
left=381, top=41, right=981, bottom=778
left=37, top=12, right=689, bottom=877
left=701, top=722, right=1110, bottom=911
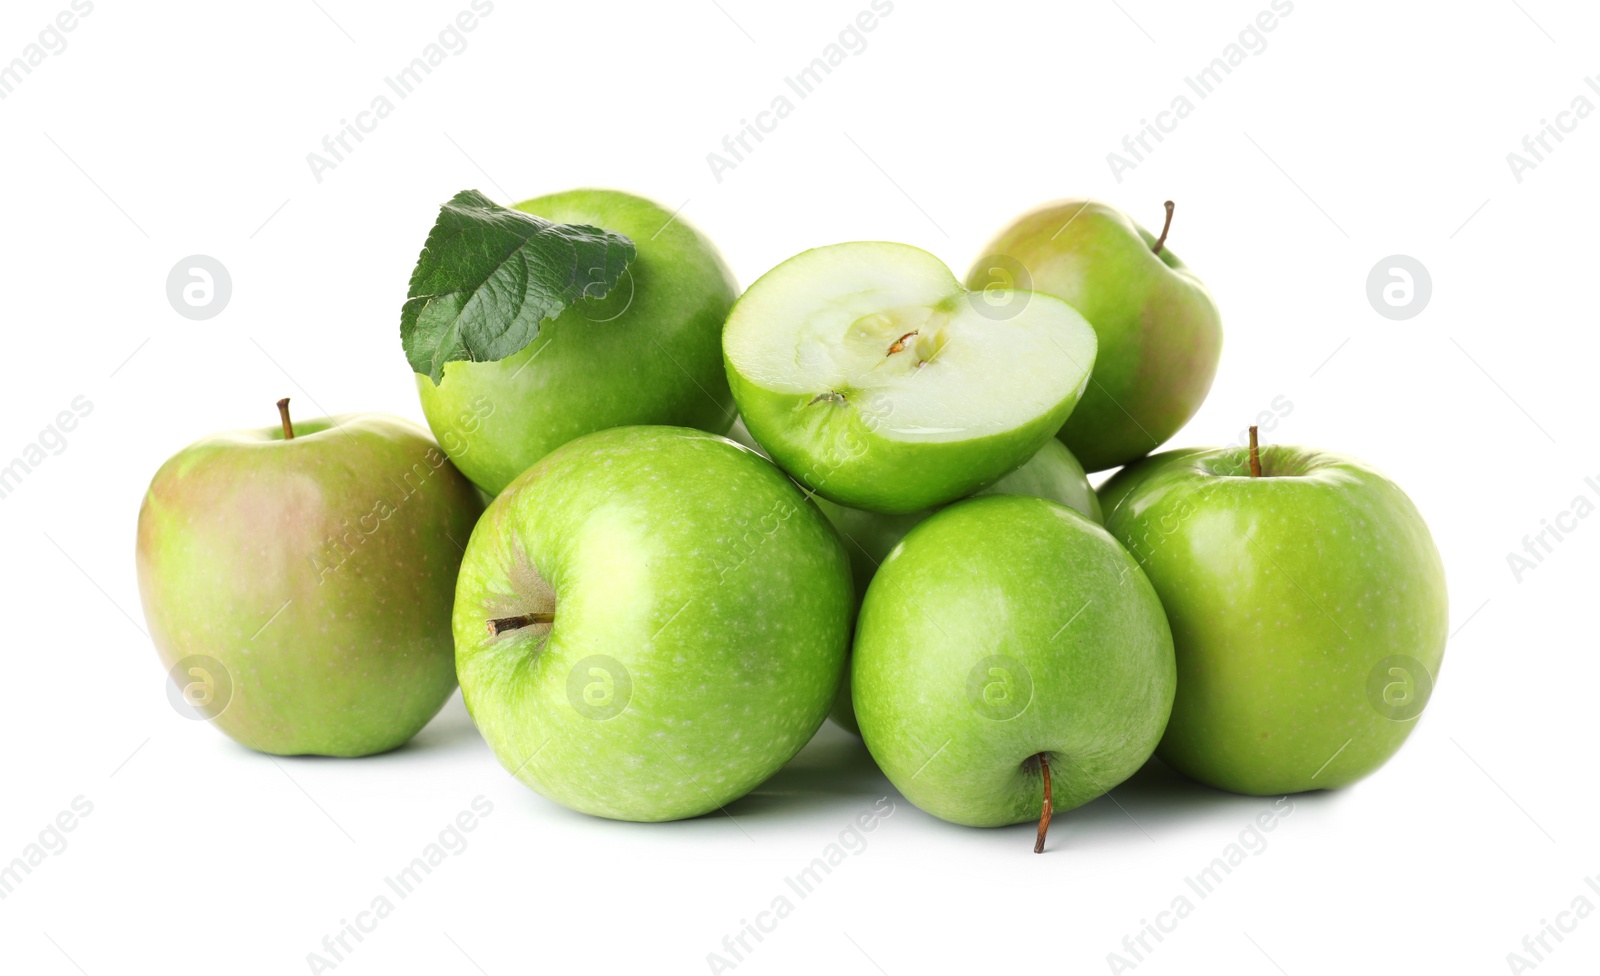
left=726, top=416, right=1106, bottom=604
left=724, top=241, right=1097, bottom=514
left=967, top=200, right=1222, bottom=472
left=416, top=189, right=739, bottom=495
left=136, top=402, right=483, bottom=756
left=453, top=425, right=853, bottom=821
left=725, top=417, right=1104, bottom=735
left=852, top=495, right=1175, bottom=849
left=1098, top=441, right=1448, bottom=794
left=1095, top=445, right=1208, bottom=518
left=824, top=438, right=1101, bottom=736
left=816, top=438, right=1102, bottom=602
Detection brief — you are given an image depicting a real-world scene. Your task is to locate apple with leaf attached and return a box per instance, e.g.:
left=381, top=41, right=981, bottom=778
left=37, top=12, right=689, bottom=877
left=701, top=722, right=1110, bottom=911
left=407, top=189, right=739, bottom=495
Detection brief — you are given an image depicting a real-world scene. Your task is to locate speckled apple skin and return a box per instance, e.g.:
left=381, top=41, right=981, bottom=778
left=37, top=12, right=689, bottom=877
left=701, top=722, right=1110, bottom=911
left=1099, top=445, right=1448, bottom=795
left=815, top=438, right=1104, bottom=736
left=852, top=495, right=1175, bottom=828
left=136, top=414, right=484, bottom=757
left=416, top=189, right=739, bottom=496
left=453, top=426, right=852, bottom=822
left=724, top=419, right=1105, bottom=737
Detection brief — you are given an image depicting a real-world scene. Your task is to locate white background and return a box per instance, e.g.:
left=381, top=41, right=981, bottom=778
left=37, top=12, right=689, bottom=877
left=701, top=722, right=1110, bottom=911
left=1, top=1, right=1595, bottom=973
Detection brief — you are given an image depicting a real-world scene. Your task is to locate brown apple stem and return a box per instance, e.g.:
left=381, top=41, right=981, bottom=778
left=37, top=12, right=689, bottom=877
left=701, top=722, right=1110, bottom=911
left=1033, top=753, right=1053, bottom=854
left=1151, top=200, right=1176, bottom=254
left=276, top=398, right=295, bottom=440
left=486, top=611, right=555, bottom=636
left=1248, top=425, right=1262, bottom=478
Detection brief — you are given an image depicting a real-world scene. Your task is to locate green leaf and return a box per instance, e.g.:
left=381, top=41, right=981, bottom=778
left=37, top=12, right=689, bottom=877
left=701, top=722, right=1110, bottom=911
left=401, top=189, right=637, bottom=384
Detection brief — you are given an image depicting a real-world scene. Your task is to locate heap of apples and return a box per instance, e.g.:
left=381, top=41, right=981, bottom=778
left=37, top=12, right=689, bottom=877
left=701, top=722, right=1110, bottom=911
left=136, top=189, right=1446, bottom=851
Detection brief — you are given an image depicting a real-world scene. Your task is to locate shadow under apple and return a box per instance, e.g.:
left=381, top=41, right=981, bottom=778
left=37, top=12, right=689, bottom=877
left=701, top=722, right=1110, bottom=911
left=984, top=753, right=1349, bottom=851
left=394, top=691, right=484, bottom=754
left=723, top=723, right=899, bottom=822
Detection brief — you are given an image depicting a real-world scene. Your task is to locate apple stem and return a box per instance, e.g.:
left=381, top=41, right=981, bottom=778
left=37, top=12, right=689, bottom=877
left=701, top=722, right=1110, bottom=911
left=1248, top=425, right=1262, bottom=478
left=486, top=611, right=555, bottom=636
left=1151, top=200, right=1176, bottom=254
left=1033, top=753, right=1053, bottom=854
left=277, top=398, right=295, bottom=440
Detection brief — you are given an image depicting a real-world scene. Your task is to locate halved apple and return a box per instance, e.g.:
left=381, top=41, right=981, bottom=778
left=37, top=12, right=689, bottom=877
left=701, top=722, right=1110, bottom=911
left=723, top=242, right=1097, bottom=513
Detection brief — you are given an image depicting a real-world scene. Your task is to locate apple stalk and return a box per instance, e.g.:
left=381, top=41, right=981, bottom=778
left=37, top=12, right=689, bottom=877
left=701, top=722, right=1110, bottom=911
left=1248, top=425, right=1262, bottom=478
left=1033, top=753, right=1052, bottom=854
left=487, top=611, right=555, bottom=636
left=1151, top=201, right=1176, bottom=255
left=276, top=398, right=295, bottom=440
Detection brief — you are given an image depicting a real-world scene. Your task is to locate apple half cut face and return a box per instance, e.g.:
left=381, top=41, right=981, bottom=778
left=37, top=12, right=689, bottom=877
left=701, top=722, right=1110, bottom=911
left=723, top=242, right=1097, bottom=514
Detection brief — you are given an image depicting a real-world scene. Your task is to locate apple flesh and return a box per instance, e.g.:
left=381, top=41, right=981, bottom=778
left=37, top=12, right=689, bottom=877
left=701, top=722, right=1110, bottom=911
left=1099, top=443, right=1448, bottom=794
left=852, top=495, right=1175, bottom=843
left=416, top=189, right=739, bottom=495
left=136, top=409, right=483, bottom=756
left=967, top=200, right=1221, bottom=472
left=725, top=241, right=1097, bottom=514
left=453, top=425, right=853, bottom=821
